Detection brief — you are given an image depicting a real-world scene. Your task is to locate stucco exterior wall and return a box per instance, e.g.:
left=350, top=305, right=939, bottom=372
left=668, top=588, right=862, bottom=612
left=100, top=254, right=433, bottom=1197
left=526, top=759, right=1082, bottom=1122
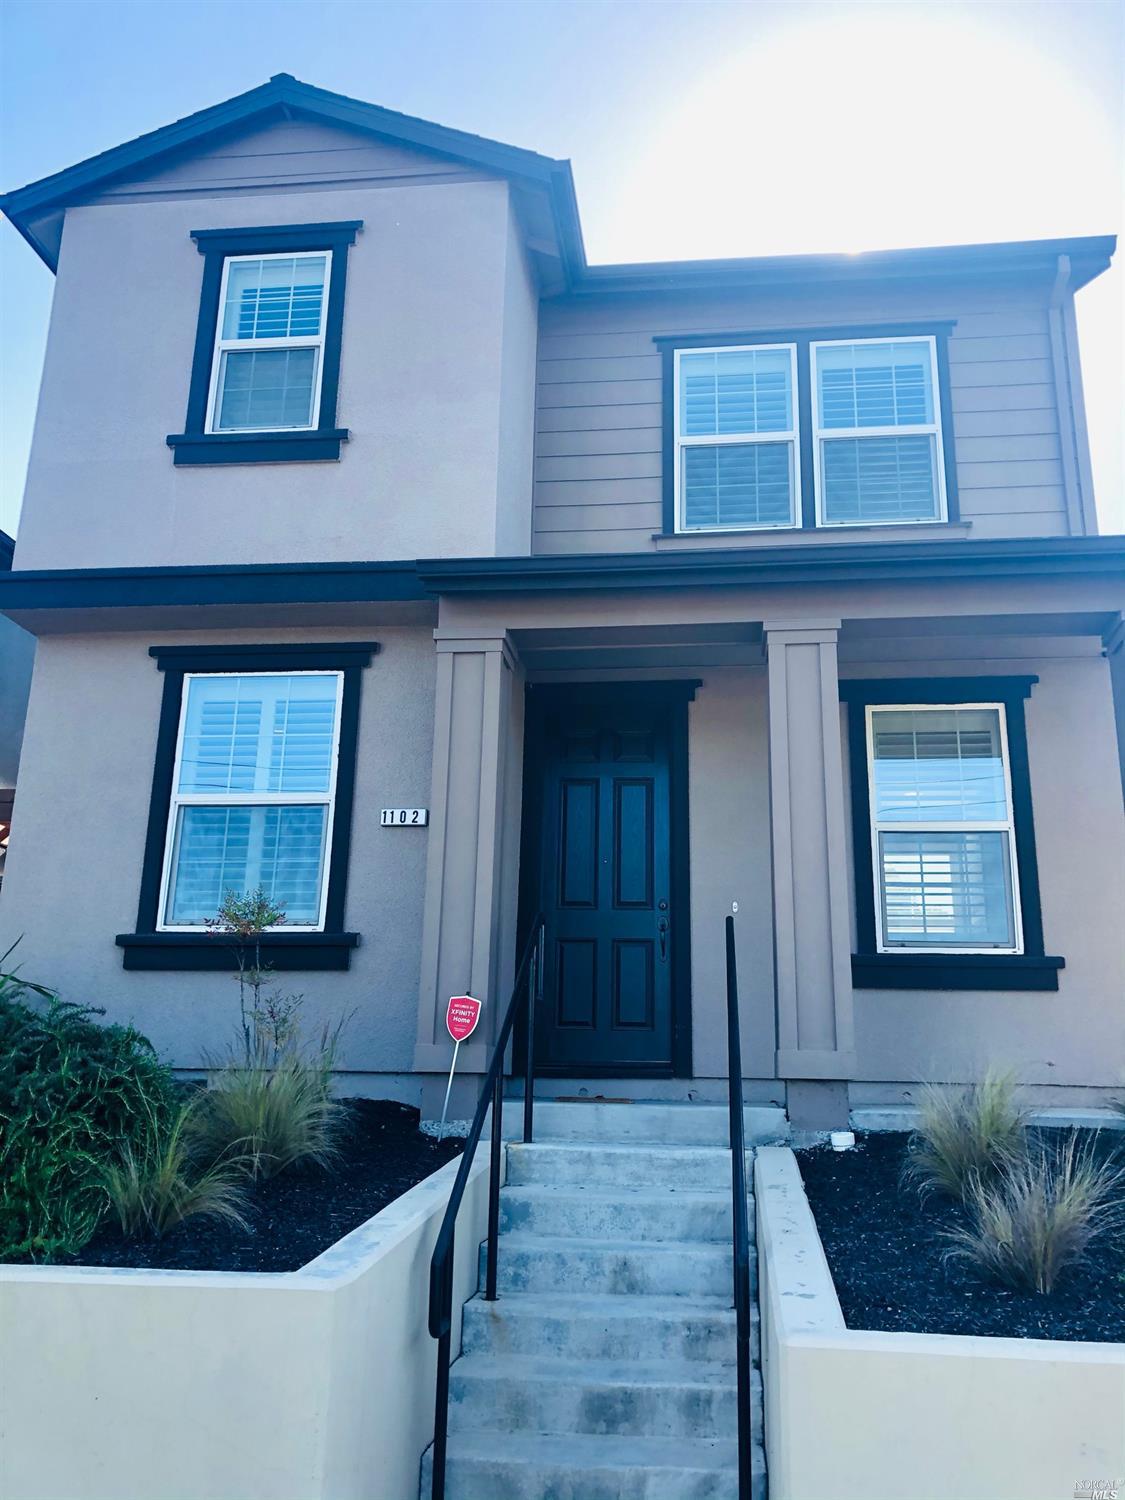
left=14, top=174, right=539, bottom=571
left=2, top=603, right=1122, bottom=1103
left=846, top=651, right=1125, bottom=1096
left=0, top=614, right=34, bottom=788
left=708, top=646, right=1124, bottom=1099
left=686, top=668, right=776, bottom=1082
left=0, top=626, right=437, bottom=1085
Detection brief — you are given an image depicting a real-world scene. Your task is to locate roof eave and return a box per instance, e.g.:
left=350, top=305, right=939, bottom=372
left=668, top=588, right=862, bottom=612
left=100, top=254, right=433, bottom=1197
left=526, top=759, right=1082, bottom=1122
left=417, top=535, right=1125, bottom=593
left=567, top=235, right=1117, bottom=298
left=2, top=537, right=1121, bottom=623
left=1, top=73, right=581, bottom=278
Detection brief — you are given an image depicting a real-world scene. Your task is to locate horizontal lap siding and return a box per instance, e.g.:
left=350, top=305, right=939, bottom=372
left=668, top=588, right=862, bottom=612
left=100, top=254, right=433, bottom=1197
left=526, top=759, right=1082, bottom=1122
left=533, top=296, right=1070, bottom=553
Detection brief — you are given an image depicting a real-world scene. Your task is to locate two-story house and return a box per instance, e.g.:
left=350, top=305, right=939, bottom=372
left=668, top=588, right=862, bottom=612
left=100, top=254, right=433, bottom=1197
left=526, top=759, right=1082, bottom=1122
left=1, top=74, right=1122, bottom=1131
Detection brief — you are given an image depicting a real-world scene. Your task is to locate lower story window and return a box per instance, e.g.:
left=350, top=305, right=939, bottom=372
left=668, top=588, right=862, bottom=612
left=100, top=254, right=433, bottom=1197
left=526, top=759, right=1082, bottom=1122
left=866, top=703, right=1022, bottom=953
left=159, top=670, right=343, bottom=930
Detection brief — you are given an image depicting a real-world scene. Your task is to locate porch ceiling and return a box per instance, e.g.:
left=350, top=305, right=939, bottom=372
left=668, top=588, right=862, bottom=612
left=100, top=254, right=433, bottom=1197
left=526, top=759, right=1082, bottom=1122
left=514, top=621, right=764, bottom=672
left=512, top=611, right=1118, bottom=675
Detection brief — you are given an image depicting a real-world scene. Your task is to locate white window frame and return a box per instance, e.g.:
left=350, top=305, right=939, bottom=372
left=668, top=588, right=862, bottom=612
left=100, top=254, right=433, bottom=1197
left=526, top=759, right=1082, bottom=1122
left=204, top=250, right=332, bottom=435
left=156, top=670, right=345, bottom=933
left=673, top=343, right=801, bottom=534
left=811, top=335, right=948, bottom=528
left=865, top=701, right=1024, bottom=955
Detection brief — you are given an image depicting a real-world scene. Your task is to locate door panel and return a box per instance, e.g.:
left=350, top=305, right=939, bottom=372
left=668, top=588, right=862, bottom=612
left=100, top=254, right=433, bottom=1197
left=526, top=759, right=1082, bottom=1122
left=529, top=688, right=680, bottom=1074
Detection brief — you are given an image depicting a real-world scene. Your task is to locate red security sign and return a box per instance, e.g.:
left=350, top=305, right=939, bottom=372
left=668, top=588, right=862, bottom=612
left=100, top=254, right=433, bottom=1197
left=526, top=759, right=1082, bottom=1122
left=446, top=995, right=482, bottom=1043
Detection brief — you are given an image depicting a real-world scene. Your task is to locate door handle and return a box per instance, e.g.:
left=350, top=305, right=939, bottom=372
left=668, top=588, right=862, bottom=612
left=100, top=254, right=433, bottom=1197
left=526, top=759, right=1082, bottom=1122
left=658, top=916, right=669, bottom=962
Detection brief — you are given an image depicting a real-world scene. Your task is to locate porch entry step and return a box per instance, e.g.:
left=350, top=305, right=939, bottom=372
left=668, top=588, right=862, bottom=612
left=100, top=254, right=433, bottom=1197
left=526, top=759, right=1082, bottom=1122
left=513, top=1099, right=788, bottom=1147
left=480, top=1233, right=753, bottom=1299
left=421, top=1106, right=765, bottom=1500
left=505, top=1140, right=754, bottom=1190
left=499, top=1185, right=745, bottom=1242
left=460, top=1291, right=759, bottom=1364
left=448, top=1352, right=762, bottom=1440
left=420, top=1430, right=766, bottom=1500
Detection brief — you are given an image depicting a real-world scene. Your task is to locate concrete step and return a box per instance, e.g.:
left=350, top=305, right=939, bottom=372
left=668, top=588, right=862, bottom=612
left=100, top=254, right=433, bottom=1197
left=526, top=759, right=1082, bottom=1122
left=505, top=1141, right=753, bottom=1191
left=481, top=1234, right=750, bottom=1299
left=447, top=1352, right=761, bottom=1440
left=518, top=1100, right=788, bottom=1147
left=461, top=1291, right=759, bottom=1364
left=420, top=1430, right=766, bottom=1500
left=499, top=1185, right=744, bottom=1243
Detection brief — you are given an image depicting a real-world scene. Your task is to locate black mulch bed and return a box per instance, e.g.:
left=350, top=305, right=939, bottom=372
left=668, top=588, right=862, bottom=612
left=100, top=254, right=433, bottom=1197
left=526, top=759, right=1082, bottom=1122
left=797, top=1130, right=1125, bottom=1343
left=72, top=1100, right=462, bottom=1273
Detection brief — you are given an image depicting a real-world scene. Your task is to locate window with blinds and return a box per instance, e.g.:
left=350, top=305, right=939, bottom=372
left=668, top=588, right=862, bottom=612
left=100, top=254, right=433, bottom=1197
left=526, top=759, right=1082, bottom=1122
left=159, top=672, right=343, bottom=929
left=866, top=704, right=1022, bottom=952
left=206, top=253, right=330, bottom=434
left=812, top=338, right=946, bottom=526
left=675, top=344, right=799, bottom=531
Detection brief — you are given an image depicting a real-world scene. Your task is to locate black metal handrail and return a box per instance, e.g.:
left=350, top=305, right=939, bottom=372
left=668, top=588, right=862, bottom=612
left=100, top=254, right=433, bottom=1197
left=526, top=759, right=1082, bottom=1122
left=725, top=912, right=755, bottom=1499
left=427, top=914, right=545, bottom=1500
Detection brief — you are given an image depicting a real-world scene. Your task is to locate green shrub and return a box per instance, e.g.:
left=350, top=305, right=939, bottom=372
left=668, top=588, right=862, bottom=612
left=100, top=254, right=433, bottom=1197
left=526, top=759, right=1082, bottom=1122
left=905, top=1069, right=1027, bottom=1202
left=102, top=1099, right=250, bottom=1239
left=0, top=966, right=179, bottom=1260
left=191, top=1034, right=343, bottom=1181
left=195, top=889, right=346, bottom=1181
left=945, top=1132, right=1125, bottom=1294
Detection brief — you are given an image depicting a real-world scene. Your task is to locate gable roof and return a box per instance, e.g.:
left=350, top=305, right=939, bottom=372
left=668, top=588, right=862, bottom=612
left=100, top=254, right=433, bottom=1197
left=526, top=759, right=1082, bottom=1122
left=0, top=73, right=585, bottom=278
left=1, top=73, right=1115, bottom=295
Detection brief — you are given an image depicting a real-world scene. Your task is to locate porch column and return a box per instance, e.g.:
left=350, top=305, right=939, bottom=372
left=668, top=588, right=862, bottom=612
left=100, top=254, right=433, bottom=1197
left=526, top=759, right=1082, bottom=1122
left=414, top=632, right=524, bottom=1085
left=763, top=619, right=856, bottom=1128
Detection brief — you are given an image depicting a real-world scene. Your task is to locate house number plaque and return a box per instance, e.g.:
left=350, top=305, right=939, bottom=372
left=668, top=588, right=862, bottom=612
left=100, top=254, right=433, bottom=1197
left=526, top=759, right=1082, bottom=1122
left=380, top=808, right=429, bottom=827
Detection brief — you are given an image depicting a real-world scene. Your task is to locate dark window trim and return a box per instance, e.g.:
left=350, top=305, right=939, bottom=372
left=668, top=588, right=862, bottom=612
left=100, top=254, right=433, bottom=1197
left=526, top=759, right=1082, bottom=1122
left=656, top=322, right=959, bottom=536
left=840, top=675, right=1062, bottom=991
left=117, top=641, right=378, bottom=971
left=167, top=221, right=362, bottom=467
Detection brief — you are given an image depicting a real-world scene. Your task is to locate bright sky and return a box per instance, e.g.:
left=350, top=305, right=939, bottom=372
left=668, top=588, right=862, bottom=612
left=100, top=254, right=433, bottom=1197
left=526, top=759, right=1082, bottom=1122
left=1, top=0, right=1121, bottom=538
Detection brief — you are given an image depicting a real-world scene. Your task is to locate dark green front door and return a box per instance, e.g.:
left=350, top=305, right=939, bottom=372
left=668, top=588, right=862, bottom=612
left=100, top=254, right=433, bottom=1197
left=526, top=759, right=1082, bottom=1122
left=524, top=684, right=691, bottom=1076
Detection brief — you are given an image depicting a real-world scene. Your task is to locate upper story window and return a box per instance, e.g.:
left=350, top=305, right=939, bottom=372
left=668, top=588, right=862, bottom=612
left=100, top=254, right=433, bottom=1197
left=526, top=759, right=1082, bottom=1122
left=167, top=221, right=361, bottom=467
left=675, top=345, right=799, bottom=532
left=660, top=324, right=957, bottom=536
left=812, top=337, right=946, bottom=526
left=207, top=253, right=330, bottom=434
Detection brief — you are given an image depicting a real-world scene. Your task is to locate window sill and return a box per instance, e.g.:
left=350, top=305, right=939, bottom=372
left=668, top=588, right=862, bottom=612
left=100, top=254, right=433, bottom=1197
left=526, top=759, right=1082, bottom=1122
left=166, top=429, right=349, bottom=466
left=653, top=521, right=972, bottom=550
left=116, top=931, right=360, bottom=971
left=852, top=952, right=1064, bottom=992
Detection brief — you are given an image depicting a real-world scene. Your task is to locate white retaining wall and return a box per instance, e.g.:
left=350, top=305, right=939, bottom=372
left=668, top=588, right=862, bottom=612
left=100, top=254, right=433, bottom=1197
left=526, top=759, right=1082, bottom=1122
left=755, top=1146, right=1125, bottom=1500
left=0, top=1151, right=490, bottom=1500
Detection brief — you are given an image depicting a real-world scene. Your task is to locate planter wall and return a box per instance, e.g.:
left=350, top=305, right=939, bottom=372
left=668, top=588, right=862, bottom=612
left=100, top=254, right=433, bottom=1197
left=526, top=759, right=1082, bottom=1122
left=0, top=1151, right=490, bottom=1500
left=756, top=1147, right=1125, bottom=1500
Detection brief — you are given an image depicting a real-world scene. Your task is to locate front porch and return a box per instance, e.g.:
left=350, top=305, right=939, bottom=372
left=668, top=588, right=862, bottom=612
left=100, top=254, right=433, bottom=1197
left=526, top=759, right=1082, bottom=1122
left=412, top=568, right=1125, bottom=1129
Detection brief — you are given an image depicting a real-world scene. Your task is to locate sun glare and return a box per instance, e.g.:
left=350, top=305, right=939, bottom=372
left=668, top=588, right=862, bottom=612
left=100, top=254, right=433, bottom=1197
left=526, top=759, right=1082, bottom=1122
left=591, top=10, right=1116, bottom=263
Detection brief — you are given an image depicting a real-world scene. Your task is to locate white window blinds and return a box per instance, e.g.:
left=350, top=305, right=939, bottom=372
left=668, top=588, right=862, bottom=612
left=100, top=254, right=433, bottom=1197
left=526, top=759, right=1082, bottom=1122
left=160, top=673, right=342, bottom=929
left=206, top=253, right=330, bottom=434
left=813, top=338, right=946, bottom=526
left=675, top=345, right=799, bottom=532
left=867, top=705, right=1022, bottom=952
